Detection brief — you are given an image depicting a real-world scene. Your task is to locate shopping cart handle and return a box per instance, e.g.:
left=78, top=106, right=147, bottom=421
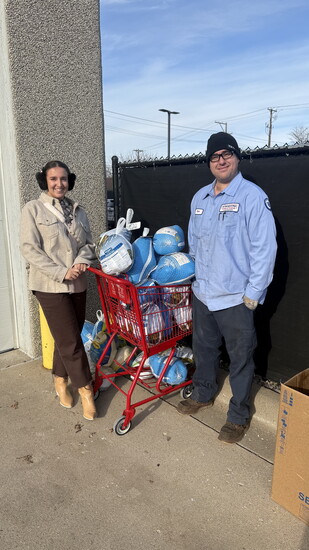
left=88, top=265, right=103, bottom=276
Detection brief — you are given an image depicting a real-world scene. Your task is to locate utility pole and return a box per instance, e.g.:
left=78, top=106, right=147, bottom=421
left=267, top=108, right=277, bottom=147
left=158, top=108, right=179, bottom=159
left=215, top=121, right=227, bottom=132
left=133, top=149, right=143, bottom=162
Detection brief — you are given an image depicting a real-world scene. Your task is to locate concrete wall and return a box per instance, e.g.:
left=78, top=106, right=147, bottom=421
left=1, top=0, right=106, bottom=357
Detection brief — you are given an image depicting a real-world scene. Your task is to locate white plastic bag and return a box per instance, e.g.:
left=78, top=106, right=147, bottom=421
left=96, top=208, right=141, bottom=256
left=142, top=303, right=165, bottom=344
left=98, top=218, right=134, bottom=275
left=173, top=302, right=192, bottom=332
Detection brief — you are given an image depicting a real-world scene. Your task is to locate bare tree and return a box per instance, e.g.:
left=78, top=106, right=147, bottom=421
left=289, top=126, right=309, bottom=144
left=119, top=150, right=155, bottom=163
left=105, top=164, right=113, bottom=178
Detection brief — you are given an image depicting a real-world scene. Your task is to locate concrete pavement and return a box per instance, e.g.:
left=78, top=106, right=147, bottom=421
left=0, top=351, right=308, bottom=550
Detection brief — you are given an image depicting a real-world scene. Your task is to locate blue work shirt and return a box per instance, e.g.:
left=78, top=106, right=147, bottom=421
left=188, top=172, right=277, bottom=311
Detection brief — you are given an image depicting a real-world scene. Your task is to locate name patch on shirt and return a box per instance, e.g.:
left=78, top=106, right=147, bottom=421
left=195, top=208, right=204, bottom=215
left=219, top=203, right=239, bottom=213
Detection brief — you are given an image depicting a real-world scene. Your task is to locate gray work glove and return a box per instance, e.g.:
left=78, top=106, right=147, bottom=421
left=243, top=295, right=258, bottom=310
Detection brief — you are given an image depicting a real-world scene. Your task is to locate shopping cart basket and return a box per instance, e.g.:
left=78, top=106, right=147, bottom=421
left=88, top=266, right=194, bottom=435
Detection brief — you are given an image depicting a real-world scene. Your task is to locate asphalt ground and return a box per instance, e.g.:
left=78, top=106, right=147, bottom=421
left=0, top=350, right=308, bottom=550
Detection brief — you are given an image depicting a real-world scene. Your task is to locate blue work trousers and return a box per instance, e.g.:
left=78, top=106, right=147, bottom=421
left=192, top=294, right=257, bottom=425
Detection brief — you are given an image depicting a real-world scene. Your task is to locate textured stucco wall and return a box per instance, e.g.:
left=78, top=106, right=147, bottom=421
left=0, top=1, right=31, bottom=353
left=3, top=0, right=106, bottom=356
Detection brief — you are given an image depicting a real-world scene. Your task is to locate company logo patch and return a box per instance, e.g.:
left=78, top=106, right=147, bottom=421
left=265, top=198, right=272, bottom=210
left=219, top=203, right=239, bottom=213
left=195, top=208, right=204, bottom=215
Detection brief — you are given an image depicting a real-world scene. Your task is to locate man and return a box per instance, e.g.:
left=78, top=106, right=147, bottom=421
left=177, top=132, right=277, bottom=444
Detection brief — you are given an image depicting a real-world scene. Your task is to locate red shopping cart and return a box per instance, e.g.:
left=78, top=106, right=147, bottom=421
left=88, top=266, right=194, bottom=435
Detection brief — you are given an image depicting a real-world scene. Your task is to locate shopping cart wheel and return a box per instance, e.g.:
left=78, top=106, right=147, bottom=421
left=180, top=384, right=193, bottom=400
left=93, top=390, right=100, bottom=401
left=113, top=416, right=132, bottom=436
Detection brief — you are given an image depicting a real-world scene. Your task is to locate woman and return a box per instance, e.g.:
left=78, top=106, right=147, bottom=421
left=20, top=160, right=97, bottom=420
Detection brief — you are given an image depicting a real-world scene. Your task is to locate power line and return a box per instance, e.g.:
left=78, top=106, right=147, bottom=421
left=276, top=102, right=309, bottom=109
left=104, top=102, right=309, bottom=154
left=223, top=108, right=267, bottom=121
left=105, top=124, right=165, bottom=140
left=105, top=110, right=214, bottom=133
left=105, top=122, right=266, bottom=146
left=104, top=102, right=309, bottom=132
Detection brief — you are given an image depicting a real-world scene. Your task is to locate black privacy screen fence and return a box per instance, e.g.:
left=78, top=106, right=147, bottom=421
left=113, top=148, right=309, bottom=383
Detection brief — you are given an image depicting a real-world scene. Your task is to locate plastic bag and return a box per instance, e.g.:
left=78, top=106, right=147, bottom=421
left=148, top=352, right=188, bottom=385
left=115, top=312, right=141, bottom=341
left=173, top=300, right=192, bottom=332
left=98, top=217, right=134, bottom=275
left=137, top=279, right=157, bottom=307
left=81, top=320, right=95, bottom=345
left=127, top=229, right=157, bottom=285
left=89, top=311, right=117, bottom=370
left=90, top=330, right=117, bottom=369
left=91, top=310, right=106, bottom=339
left=152, top=253, right=195, bottom=285
left=175, top=345, right=194, bottom=364
left=161, top=283, right=191, bottom=307
left=130, top=351, right=151, bottom=370
left=129, top=352, right=153, bottom=380
left=98, top=366, right=115, bottom=391
left=153, top=225, right=185, bottom=255
left=110, top=345, right=134, bottom=373
left=141, top=303, right=165, bottom=344
left=96, top=208, right=140, bottom=256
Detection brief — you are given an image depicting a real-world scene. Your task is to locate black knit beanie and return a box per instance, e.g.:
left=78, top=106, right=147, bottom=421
left=206, top=132, right=241, bottom=164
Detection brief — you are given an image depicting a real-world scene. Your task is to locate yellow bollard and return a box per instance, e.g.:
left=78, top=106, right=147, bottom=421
left=39, top=305, right=54, bottom=370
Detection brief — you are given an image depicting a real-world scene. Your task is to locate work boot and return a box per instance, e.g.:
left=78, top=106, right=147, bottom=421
left=78, top=385, right=97, bottom=420
left=54, top=375, right=73, bottom=409
left=218, top=421, right=249, bottom=444
left=177, top=397, right=213, bottom=415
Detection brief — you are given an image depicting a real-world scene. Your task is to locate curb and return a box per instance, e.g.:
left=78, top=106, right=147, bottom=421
left=214, top=370, right=280, bottom=431
left=1, top=351, right=280, bottom=433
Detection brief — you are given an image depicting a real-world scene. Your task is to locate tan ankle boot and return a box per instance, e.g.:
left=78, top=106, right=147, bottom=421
left=54, top=376, right=73, bottom=408
left=78, top=385, right=97, bottom=420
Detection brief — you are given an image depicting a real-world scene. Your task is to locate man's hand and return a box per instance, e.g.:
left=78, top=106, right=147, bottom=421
left=243, top=295, right=258, bottom=310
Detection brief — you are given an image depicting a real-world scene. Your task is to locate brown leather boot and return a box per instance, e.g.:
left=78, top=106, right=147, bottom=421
left=54, top=376, right=73, bottom=409
left=218, top=421, right=249, bottom=444
left=78, top=385, right=97, bottom=420
left=176, top=397, right=213, bottom=415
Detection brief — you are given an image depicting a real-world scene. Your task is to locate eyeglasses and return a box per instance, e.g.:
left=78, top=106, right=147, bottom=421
left=209, top=151, right=234, bottom=163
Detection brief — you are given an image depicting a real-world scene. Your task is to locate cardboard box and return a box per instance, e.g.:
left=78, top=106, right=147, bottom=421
left=271, top=368, right=309, bottom=525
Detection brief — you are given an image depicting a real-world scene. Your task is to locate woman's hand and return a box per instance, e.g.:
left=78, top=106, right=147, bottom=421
left=74, top=263, right=88, bottom=273
left=64, top=263, right=88, bottom=280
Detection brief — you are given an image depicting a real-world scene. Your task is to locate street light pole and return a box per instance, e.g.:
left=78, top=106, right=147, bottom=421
left=159, top=108, right=179, bottom=159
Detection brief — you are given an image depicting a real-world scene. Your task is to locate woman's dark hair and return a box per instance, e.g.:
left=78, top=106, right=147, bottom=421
left=35, top=160, right=76, bottom=191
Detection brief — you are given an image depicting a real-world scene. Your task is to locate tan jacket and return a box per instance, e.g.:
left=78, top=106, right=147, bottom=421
left=20, top=192, right=96, bottom=293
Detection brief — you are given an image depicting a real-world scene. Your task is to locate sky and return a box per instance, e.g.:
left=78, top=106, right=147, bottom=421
left=100, top=0, right=309, bottom=166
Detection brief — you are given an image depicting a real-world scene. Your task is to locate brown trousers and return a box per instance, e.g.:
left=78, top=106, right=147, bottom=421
left=34, top=291, right=92, bottom=388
